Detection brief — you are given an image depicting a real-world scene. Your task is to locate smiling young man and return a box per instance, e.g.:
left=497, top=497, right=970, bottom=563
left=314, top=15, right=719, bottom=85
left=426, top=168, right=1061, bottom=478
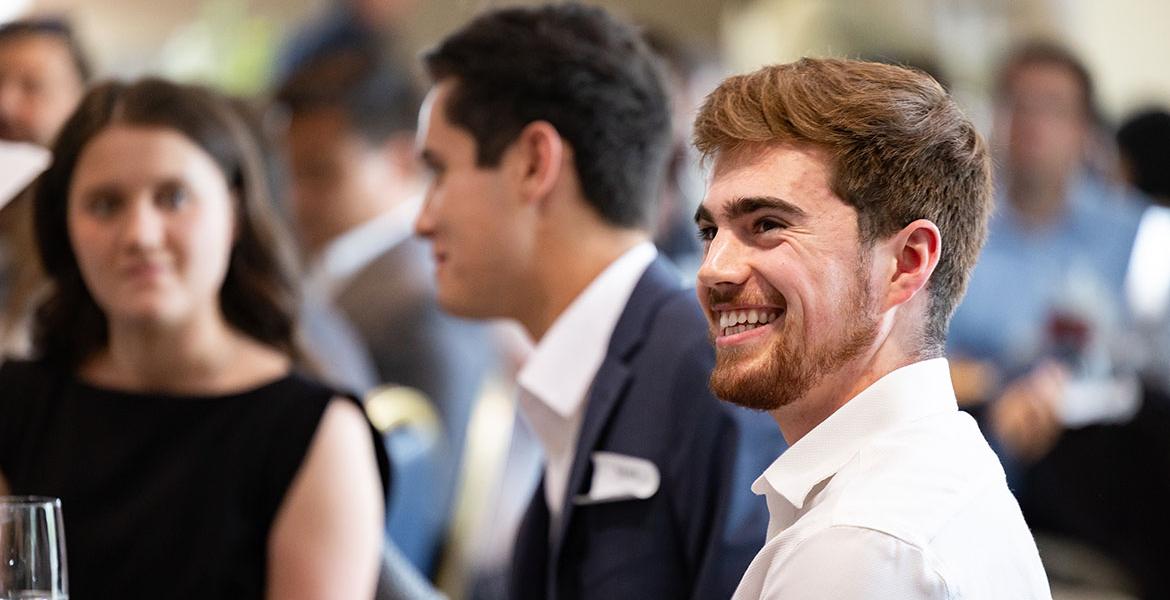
left=693, top=59, right=1052, bottom=598
left=414, top=4, right=781, bottom=599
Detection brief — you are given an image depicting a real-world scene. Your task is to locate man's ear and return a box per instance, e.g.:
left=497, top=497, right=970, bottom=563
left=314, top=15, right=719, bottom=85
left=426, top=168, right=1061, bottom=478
left=508, top=120, right=564, bottom=205
left=881, top=219, right=941, bottom=310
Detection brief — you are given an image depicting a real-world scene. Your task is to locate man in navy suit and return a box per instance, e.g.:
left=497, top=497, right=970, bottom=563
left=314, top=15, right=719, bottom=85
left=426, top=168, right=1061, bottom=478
left=414, top=4, right=782, bottom=599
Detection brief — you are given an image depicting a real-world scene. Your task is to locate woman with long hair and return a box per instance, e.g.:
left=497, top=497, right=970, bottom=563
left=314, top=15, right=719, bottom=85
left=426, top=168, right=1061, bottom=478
left=0, top=78, right=389, bottom=599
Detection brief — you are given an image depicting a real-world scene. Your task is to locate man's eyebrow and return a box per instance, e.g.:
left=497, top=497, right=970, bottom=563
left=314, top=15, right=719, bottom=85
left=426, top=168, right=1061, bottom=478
left=722, top=196, right=806, bottom=221
left=694, top=204, right=714, bottom=225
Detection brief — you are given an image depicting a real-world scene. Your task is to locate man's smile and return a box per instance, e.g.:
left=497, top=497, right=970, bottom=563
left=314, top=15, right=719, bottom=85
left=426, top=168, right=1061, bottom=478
left=709, top=302, right=787, bottom=345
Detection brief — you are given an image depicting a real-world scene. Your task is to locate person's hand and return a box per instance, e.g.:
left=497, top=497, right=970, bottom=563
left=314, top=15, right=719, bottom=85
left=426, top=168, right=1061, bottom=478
left=990, top=361, right=1068, bottom=462
left=950, top=358, right=999, bottom=407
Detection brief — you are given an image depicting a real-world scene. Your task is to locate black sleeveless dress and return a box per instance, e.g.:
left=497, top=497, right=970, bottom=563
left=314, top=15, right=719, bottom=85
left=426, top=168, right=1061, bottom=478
left=0, top=359, right=390, bottom=599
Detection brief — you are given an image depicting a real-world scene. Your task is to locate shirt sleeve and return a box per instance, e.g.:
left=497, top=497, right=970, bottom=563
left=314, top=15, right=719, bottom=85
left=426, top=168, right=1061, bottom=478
left=763, top=526, right=952, bottom=600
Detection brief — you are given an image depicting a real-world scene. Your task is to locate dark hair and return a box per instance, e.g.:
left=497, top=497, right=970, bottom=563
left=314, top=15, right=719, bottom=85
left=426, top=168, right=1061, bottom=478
left=33, top=78, right=302, bottom=369
left=0, top=18, right=91, bottom=83
left=275, top=47, right=421, bottom=144
left=996, top=40, right=1097, bottom=124
left=422, top=3, right=671, bottom=229
left=694, top=58, right=992, bottom=354
left=1117, top=108, right=1170, bottom=201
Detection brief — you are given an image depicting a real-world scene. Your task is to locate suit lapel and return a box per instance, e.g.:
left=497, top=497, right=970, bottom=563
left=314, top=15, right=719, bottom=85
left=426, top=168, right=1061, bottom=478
left=511, top=478, right=551, bottom=600
left=546, top=258, right=682, bottom=585
left=334, top=237, right=428, bottom=322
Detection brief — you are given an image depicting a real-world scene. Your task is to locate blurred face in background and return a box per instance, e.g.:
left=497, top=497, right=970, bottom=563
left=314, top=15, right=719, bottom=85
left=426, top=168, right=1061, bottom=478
left=349, top=0, right=420, bottom=28
left=67, top=125, right=236, bottom=329
left=996, top=62, right=1089, bottom=184
left=285, top=107, right=396, bottom=255
left=0, top=33, right=85, bottom=146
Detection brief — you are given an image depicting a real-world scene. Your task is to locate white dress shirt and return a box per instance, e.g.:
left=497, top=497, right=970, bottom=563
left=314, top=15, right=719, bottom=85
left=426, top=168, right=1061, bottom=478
left=516, top=241, right=657, bottom=532
left=734, top=358, right=1052, bottom=600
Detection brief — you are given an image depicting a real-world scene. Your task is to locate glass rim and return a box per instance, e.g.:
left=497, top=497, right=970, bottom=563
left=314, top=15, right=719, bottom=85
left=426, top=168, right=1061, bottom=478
left=0, top=495, right=61, bottom=507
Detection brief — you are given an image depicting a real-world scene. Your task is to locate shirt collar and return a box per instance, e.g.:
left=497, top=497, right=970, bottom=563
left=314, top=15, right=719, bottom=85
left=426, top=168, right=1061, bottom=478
left=303, top=196, right=422, bottom=301
left=752, top=358, right=958, bottom=509
left=517, top=242, right=658, bottom=418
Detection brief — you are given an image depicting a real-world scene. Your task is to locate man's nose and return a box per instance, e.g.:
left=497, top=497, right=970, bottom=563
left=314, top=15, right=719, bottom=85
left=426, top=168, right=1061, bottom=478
left=414, top=188, right=437, bottom=238
left=697, top=229, right=751, bottom=290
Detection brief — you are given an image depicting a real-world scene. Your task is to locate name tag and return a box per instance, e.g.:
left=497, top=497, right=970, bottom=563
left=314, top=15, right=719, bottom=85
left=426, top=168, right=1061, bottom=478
left=573, top=451, right=660, bottom=505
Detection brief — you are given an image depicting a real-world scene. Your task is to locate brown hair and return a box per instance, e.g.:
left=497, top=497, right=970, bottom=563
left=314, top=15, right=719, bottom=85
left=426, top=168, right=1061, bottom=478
left=0, top=18, right=91, bottom=83
left=693, top=58, right=991, bottom=352
left=32, top=78, right=302, bottom=369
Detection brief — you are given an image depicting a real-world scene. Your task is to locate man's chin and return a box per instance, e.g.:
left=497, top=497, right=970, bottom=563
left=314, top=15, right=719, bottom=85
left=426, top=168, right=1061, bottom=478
left=437, top=287, right=506, bottom=322
left=709, top=362, right=798, bottom=412
left=436, top=288, right=479, bottom=318
left=0, top=125, right=35, bottom=144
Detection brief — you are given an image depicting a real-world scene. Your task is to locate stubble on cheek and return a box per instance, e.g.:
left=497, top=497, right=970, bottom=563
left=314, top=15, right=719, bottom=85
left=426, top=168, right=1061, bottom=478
left=708, top=268, right=879, bottom=412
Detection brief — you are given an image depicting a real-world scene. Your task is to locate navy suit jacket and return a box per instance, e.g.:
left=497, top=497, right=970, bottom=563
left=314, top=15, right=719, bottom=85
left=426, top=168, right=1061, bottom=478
left=509, top=258, right=781, bottom=600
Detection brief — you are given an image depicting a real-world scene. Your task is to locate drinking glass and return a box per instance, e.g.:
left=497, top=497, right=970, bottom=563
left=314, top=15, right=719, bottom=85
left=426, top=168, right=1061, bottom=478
left=0, top=497, right=68, bottom=600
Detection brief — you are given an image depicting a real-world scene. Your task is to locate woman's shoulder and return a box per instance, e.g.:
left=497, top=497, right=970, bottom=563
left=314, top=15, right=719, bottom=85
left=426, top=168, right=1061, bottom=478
left=258, top=373, right=391, bottom=502
left=236, top=367, right=358, bottom=448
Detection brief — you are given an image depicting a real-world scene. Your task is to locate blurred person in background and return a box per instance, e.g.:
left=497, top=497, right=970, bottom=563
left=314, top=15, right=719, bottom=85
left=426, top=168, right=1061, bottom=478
left=1118, top=108, right=1170, bottom=208
left=641, top=27, right=715, bottom=279
left=948, top=41, right=1147, bottom=466
left=276, top=46, right=497, bottom=577
left=277, top=0, right=419, bottom=82
left=415, top=4, right=778, bottom=598
left=948, top=41, right=1170, bottom=597
left=0, top=19, right=87, bottom=146
left=1118, top=108, right=1170, bottom=392
left=0, top=18, right=88, bottom=357
left=0, top=78, right=389, bottom=599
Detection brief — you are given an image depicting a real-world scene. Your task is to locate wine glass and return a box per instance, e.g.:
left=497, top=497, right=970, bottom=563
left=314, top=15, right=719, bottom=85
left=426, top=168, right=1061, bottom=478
left=0, top=497, right=68, bottom=600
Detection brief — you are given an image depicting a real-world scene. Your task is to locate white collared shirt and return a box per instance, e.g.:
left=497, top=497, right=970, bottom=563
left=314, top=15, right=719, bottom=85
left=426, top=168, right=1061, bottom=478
left=302, top=196, right=422, bottom=303
left=516, top=241, right=658, bottom=530
left=734, top=359, right=1052, bottom=600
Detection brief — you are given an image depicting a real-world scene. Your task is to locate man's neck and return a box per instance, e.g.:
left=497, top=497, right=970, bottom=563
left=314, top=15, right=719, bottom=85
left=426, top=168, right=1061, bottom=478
left=1007, top=171, right=1072, bottom=229
left=520, top=229, right=648, bottom=341
left=772, top=324, right=925, bottom=445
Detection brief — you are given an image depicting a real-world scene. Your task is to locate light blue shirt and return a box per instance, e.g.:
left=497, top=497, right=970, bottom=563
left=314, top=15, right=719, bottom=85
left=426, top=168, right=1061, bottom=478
left=948, top=171, right=1147, bottom=380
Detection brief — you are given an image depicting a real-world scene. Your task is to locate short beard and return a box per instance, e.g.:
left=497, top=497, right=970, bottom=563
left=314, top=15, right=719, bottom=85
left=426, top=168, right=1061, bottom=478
left=709, top=260, right=879, bottom=412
